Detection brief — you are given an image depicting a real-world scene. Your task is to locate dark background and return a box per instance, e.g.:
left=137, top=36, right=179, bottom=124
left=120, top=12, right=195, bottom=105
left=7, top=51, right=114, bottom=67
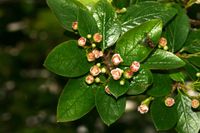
left=0, top=0, right=199, bottom=133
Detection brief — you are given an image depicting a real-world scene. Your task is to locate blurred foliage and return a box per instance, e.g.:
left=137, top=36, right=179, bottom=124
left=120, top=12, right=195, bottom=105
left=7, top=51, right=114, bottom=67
left=0, top=0, right=199, bottom=133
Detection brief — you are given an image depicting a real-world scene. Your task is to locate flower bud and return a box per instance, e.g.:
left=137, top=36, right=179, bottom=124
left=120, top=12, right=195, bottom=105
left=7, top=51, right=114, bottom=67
left=163, top=46, right=168, bottom=51
left=87, top=52, right=95, bottom=62
left=92, top=43, right=96, bottom=48
left=165, top=97, right=175, bottom=107
left=78, top=37, right=86, bottom=47
left=111, top=68, right=123, bottom=80
left=101, top=67, right=107, bottom=73
left=72, top=21, right=78, bottom=30
left=120, top=80, right=125, bottom=85
left=196, top=72, right=200, bottom=78
left=123, top=69, right=133, bottom=79
left=95, top=77, right=101, bottom=83
left=96, top=63, right=101, bottom=67
left=191, top=99, right=199, bottom=109
left=111, top=54, right=123, bottom=66
left=87, top=34, right=92, bottom=39
left=159, top=37, right=167, bottom=47
left=93, top=33, right=102, bottom=43
left=137, top=104, right=149, bottom=114
left=130, top=61, right=140, bottom=72
left=90, top=65, right=101, bottom=76
left=92, top=49, right=101, bottom=59
left=85, top=75, right=94, bottom=84
left=105, top=86, right=111, bottom=95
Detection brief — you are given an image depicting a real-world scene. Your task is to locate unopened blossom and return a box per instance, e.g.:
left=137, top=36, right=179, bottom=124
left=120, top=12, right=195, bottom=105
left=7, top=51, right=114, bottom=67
left=85, top=75, right=94, bottom=84
left=95, top=77, right=101, bottom=83
left=159, top=37, right=167, bottom=47
left=92, top=49, right=103, bottom=59
left=130, top=61, right=140, bottom=72
left=120, top=80, right=125, bottom=85
left=111, top=68, right=123, bottom=80
left=78, top=37, right=86, bottom=47
left=90, top=65, right=101, bottom=76
left=93, top=33, right=102, bottom=43
left=137, top=104, right=149, bottom=114
left=87, top=52, right=95, bottom=62
left=101, top=67, right=107, bottom=73
left=105, top=86, right=111, bottom=95
left=191, top=99, right=199, bottom=109
left=123, top=69, right=133, bottom=79
left=165, top=97, right=175, bottom=107
left=111, top=54, right=123, bottom=66
left=72, top=21, right=78, bottom=30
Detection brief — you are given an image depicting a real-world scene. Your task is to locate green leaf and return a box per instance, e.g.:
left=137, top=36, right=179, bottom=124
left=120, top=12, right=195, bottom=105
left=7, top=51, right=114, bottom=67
left=108, top=79, right=129, bottom=98
left=143, top=49, right=185, bottom=70
left=77, top=0, right=99, bottom=7
left=116, top=19, right=162, bottom=65
left=176, top=91, right=200, bottom=133
left=57, top=77, right=96, bottom=122
left=188, top=55, right=200, bottom=68
left=183, top=59, right=199, bottom=81
left=182, top=29, right=200, bottom=54
left=164, top=4, right=190, bottom=53
left=127, top=68, right=153, bottom=95
left=120, top=2, right=177, bottom=33
left=44, top=40, right=92, bottom=77
left=47, top=0, right=87, bottom=31
left=151, top=97, right=177, bottom=131
left=169, top=71, right=186, bottom=82
left=92, top=0, right=121, bottom=50
left=112, top=0, right=130, bottom=8
left=95, top=88, right=126, bottom=126
left=147, top=73, right=172, bottom=97
left=78, top=8, right=98, bottom=37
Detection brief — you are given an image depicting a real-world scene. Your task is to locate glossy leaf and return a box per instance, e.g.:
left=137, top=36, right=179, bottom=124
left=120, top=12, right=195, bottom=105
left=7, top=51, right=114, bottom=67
left=47, top=0, right=87, bottom=31
left=188, top=55, right=200, bottom=68
left=147, top=73, right=172, bottom=97
left=44, top=40, right=92, bottom=77
left=116, top=19, right=162, bottom=65
left=108, top=78, right=129, bottom=98
left=169, top=71, right=186, bottom=82
left=120, top=2, right=177, bottom=33
left=92, top=0, right=121, bottom=50
left=151, top=97, right=177, bottom=130
left=57, top=77, right=96, bottom=122
left=176, top=91, right=200, bottom=133
left=164, top=4, right=190, bottom=53
left=127, top=68, right=153, bottom=95
left=95, top=88, right=126, bottom=126
left=183, top=59, right=199, bottom=81
left=144, top=49, right=185, bottom=70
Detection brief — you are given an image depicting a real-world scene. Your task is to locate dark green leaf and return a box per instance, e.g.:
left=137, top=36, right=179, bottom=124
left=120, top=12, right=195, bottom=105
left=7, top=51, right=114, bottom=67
left=147, top=73, right=172, bottom=97
left=164, top=4, right=190, bottom=53
left=112, top=0, right=130, bottom=8
left=188, top=55, right=200, bottom=68
left=116, top=19, right=162, bottom=65
left=183, top=59, right=199, bottom=81
left=95, top=88, right=126, bottom=126
left=44, top=40, right=92, bottom=77
left=169, top=71, right=186, bottom=82
left=127, top=68, right=153, bottom=95
left=92, top=0, right=121, bottom=50
left=120, top=2, right=177, bottom=33
left=47, top=0, right=87, bottom=31
left=108, top=79, right=129, bottom=98
left=176, top=91, right=200, bottom=133
left=57, top=77, right=96, bottom=122
left=151, top=97, right=177, bottom=130
left=143, top=49, right=185, bottom=70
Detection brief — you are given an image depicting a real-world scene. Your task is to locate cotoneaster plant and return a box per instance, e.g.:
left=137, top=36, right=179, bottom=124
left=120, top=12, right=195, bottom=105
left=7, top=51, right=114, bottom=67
left=44, top=0, right=200, bottom=132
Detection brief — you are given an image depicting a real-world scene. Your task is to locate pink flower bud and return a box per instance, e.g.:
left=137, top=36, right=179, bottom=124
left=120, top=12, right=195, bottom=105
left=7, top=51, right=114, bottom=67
left=123, top=69, right=133, bottom=79
left=72, top=21, right=78, bottom=30
left=93, top=33, right=102, bottom=43
left=165, top=97, right=175, bottom=107
left=159, top=37, right=167, bottom=47
left=111, top=54, right=123, bottom=66
left=105, top=86, right=111, bottom=95
left=92, top=49, right=102, bottom=59
left=99, top=51, right=104, bottom=57
left=85, top=75, right=94, bottom=84
left=111, top=68, right=123, bottom=80
left=87, top=52, right=95, bottom=62
left=191, top=99, right=199, bottom=109
left=90, top=65, right=101, bottom=76
left=137, top=104, right=149, bottom=114
left=130, top=61, right=140, bottom=72
left=78, top=37, right=86, bottom=47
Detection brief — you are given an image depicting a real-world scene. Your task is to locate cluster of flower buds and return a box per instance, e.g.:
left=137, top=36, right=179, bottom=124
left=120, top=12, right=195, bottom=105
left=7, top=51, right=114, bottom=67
left=158, top=37, right=168, bottom=51
left=87, top=49, right=103, bottom=62
left=85, top=65, right=102, bottom=85
left=165, top=97, right=175, bottom=107
left=191, top=99, right=199, bottom=109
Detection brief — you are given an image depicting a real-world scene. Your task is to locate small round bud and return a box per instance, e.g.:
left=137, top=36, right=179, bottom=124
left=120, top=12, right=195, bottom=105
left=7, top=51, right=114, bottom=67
left=72, top=21, right=78, bottom=30
left=130, top=61, right=140, bottom=72
left=123, top=69, right=133, bottom=79
left=95, top=77, right=101, bottom=83
left=137, top=104, right=149, bottom=114
left=93, top=33, right=102, bottom=43
left=105, top=86, right=111, bottom=95
left=87, top=34, right=92, bottom=39
left=87, top=52, right=95, bottom=62
left=159, top=37, right=167, bottom=47
left=165, top=97, right=175, bottom=107
left=90, top=65, right=101, bottom=76
left=116, top=7, right=127, bottom=14
left=85, top=75, right=94, bottom=84
left=196, top=72, right=200, bottom=78
left=78, top=37, right=86, bottom=47
left=111, top=53, right=123, bottom=66
left=101, top=67, right=107, bottom=73
left=163, top=46, right=168, bottom=51
left=120, top=80, right=125, bottom=85
left=92, top=43, right=96, bottom=48
left=191, top=99, right=199, bottom=109
left=96, top=63, right=101, bottom=67
left=111, top=68, right=123, bottom=80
